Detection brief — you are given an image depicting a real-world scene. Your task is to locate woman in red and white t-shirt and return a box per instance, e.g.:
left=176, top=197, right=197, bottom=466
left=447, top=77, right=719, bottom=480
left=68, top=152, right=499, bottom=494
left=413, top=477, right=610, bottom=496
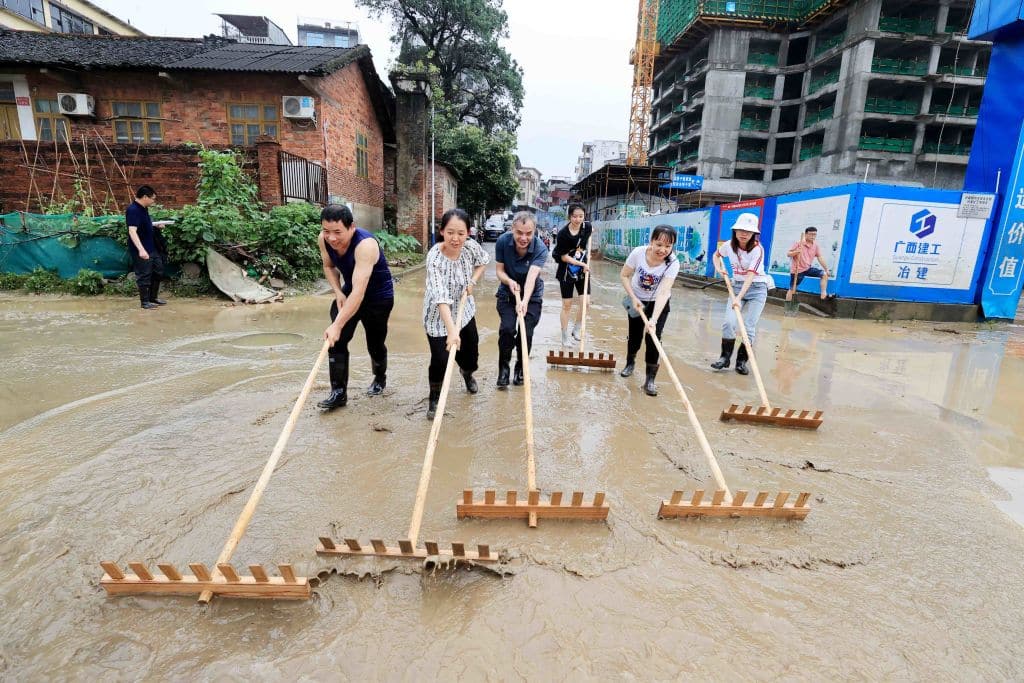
left=710, top=213, right=774, bottom=375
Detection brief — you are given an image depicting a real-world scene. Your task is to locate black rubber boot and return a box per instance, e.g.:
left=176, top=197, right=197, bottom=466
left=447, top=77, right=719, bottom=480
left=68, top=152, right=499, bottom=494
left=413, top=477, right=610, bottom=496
left=461, top=370, right=478, bottom=394
left=710, top=338, right=735, bottom=370
left=317, top=353, right=349, bottom=411
left=619, top=356, right=636, bottom=378
left=426, top=382, right=442, bottom=420
left=735, top=344, right=750, bottom=375
left=139, top=285, right=157, bottom=309
left=643, top=363, right=659, bottom=396
left=496, top=351, right=511, bottom=390
left=512, top=360, right=524, bottom=386
left=149, top=276, right=166, bottom=305
left=367, top=358, right=386, bottom=396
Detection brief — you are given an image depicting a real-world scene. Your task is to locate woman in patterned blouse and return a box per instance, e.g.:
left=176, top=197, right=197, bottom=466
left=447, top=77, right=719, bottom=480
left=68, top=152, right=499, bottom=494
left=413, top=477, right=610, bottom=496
left=423, top=208, right=490, bottom=419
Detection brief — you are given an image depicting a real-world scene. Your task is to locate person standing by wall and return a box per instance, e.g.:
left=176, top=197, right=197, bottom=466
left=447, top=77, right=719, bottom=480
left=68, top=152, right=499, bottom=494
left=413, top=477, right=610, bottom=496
left=317, top=205, right=395, bottom=411
left=618, top=225, right=680, bottom=396
left=125, top=185, right=163, bottom=310
left=710, top=213, right=774, bottom=375
left=786, top=226, right=830, bottom=302
left=551, top=204, right=592, bottom=347
left=494, top=212, right=549, bottom=389
left=423, top=208, right=490, bottom=418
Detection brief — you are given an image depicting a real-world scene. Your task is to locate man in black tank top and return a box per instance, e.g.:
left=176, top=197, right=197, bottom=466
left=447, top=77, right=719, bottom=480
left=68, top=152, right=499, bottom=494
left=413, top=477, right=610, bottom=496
left=316, top=205, right=395, bottom=411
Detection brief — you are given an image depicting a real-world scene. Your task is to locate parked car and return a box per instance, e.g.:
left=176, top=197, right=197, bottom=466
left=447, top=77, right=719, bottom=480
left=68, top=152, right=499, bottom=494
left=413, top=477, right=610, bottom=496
left=483, top=224, right=505, bottom=241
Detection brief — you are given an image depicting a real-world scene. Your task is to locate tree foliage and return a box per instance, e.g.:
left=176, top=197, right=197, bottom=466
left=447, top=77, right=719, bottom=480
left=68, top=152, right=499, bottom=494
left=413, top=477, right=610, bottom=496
left=357, top=0, right=524, bottom=135
left=435, top=121, right=518, bottom=217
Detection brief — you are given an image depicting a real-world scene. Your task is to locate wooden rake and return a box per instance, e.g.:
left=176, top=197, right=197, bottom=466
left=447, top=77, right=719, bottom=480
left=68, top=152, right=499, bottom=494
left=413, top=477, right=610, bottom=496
left=459, top=288, right=610, bottom=527
left=99, top=340, right=332, bottom=601
left=547, top=235, right=616, bottom=370
left=317, top=292, right=499, bottom=565
left=718, top=275, right=824, bottom=430
left=634, top=307, right=811, bottom=520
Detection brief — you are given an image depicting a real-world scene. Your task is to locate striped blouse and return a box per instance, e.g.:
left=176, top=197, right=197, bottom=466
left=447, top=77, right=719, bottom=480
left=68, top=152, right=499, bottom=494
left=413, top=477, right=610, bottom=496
left=423, top=239, right=490, bottom=337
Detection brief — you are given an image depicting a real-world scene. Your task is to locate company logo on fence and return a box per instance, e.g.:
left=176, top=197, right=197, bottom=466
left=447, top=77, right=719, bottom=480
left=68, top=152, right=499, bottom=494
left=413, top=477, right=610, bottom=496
left=909, top=209, right=937, bottom=239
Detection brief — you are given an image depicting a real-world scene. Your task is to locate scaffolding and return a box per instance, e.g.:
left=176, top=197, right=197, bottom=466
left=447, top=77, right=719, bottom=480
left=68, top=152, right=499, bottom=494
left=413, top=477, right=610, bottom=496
left=657, top=0, right=846, bottom=48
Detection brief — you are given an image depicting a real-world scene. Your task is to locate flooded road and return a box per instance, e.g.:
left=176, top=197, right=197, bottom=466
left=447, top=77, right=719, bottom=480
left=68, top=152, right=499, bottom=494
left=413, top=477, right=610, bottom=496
left=2, top=248, right=1024, bottom=678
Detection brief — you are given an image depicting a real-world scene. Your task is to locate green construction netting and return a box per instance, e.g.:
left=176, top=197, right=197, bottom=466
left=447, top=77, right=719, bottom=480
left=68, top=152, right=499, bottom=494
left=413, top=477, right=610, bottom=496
left=657, top=0, right=843, bottom=46
left=0, top=212, right=131, bottom=278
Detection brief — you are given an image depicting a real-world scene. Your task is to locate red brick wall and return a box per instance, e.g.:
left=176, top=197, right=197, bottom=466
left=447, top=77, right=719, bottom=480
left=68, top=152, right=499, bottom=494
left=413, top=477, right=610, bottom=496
left=431, top=163, right=458, bottom=224
left=310, top=63, right=385, bottom=209
left=25, top=70, right=325, bottom=162
left=0, top=140, right=256, bottom=213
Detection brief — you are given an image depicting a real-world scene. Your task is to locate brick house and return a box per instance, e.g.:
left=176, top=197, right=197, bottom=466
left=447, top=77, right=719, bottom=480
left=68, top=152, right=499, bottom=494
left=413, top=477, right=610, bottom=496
left=0, top=28, right=424, bottom=234
left=430, top=160, right=458, bottom=226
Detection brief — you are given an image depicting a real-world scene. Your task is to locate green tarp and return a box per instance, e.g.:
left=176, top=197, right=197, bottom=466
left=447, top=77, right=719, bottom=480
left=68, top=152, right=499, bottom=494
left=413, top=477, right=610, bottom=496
left=0, top=212, right=131, bottom=278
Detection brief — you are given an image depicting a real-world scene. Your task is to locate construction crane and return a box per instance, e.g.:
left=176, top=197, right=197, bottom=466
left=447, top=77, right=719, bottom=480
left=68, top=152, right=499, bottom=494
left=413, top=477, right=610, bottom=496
left=626, top=0, right=660, bottom=166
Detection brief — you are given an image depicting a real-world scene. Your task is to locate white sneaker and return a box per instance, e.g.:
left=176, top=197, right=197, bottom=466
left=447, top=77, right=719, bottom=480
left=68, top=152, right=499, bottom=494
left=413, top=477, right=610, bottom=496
left=561, top=329, right=572, bottom=347
left=571, top=324, right=582, bottom=341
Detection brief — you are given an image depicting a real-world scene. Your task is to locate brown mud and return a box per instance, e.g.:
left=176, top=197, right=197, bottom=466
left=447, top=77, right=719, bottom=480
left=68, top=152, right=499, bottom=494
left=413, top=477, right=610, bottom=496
left=2, top=249, right=1024, bottom=678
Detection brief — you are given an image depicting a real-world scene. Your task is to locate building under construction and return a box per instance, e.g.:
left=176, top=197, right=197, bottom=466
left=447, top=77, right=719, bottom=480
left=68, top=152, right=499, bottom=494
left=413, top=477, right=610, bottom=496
left=648, top=0, right=990, bottom=202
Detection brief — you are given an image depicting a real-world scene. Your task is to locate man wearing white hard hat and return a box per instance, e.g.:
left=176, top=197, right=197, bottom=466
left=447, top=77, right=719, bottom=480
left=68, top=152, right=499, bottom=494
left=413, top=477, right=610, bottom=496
left=710, top=212, right=774, bottom=375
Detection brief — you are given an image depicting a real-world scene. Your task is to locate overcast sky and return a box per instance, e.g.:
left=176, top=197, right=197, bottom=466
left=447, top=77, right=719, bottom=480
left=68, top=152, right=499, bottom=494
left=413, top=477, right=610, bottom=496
left=92, top=0, right=636, bottom=180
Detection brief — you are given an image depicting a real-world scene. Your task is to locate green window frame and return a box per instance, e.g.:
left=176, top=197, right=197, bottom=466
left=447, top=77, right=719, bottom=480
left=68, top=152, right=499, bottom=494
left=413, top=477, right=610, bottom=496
left=227, top=103, right=279, bottom=146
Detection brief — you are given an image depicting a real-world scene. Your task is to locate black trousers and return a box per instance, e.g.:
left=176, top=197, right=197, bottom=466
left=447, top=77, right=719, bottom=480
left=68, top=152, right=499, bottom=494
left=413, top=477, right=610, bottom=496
left=427, top=317, right=479, bottom=383
left=496, top=295, right=542, bottom=363
left=329, top=297, right=393, bottom=367
left=132, top=252, right=164, bottom=291
left=627, top=300, right=670, bottom=366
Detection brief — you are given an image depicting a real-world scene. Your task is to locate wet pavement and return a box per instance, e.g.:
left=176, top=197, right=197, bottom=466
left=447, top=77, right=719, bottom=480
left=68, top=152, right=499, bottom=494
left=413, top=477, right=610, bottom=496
left=2, top=246, right=1024, bottom=678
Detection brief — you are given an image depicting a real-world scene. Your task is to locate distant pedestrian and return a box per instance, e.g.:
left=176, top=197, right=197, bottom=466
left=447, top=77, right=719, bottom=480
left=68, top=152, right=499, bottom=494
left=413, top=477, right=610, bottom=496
left=125, top=185, right=164, bottom=310
left=619, top=225, right=680, bottom=396
left=422, top=208, right=489, bottom=419
left=786, top=226, right=830, bottom=301
left=494, top=211, right=549, bottom=389
left=710, top=213, right=774, bottom=375
left=317, top=205, right=395, bottom=411
left=551, top=203, right=592, bottom=347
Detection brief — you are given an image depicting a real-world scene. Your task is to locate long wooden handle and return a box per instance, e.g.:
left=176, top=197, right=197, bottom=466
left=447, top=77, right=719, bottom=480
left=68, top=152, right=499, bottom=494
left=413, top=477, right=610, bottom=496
left=512, top=288, right=539, bottom=527
left=198, top=338, right=331, bottom=604
left=721, top=273, right=771, bottom=409
left=407, top=291, right=469, bottom=545
left=636, top=307, right=732, bottom=500
left=577, top=235, right=593, bottom=355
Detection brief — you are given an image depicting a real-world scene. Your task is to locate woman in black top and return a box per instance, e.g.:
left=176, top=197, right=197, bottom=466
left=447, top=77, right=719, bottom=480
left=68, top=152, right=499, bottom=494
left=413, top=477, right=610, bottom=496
left=551, top=204, right=592, bottom=347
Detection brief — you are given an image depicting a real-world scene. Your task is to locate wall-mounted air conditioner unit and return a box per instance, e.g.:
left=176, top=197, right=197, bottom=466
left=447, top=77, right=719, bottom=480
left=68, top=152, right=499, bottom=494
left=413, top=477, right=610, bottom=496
left=57, top=93, right=95, bottom=116
left=282, top=95, right=316, bottom=120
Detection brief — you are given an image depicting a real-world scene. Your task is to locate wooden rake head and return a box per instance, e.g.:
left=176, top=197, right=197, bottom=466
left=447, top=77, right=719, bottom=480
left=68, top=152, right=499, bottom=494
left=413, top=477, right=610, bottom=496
left=99, top=561, right=311, bottom=599
left=316, top=537, right=499, bottom=564
left=657, top=489, right=811, bottom=520
left=457, top=489, right=610, bottom=525
left=720, top=404, right=824, bottom=430
left=546, top=349, right=617, bottom=370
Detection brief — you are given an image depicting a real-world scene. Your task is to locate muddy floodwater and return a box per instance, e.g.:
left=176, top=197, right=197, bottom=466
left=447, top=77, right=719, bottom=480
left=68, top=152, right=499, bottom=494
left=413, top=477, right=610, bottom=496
left=3, top=249, right=1024, bottom=679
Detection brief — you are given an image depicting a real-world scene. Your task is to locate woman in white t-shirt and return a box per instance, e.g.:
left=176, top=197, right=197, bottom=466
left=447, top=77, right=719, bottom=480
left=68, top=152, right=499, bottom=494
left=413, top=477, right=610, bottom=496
left=618, top=225, right=681, bottom=396
left=710, top=212, right=773, bottom=375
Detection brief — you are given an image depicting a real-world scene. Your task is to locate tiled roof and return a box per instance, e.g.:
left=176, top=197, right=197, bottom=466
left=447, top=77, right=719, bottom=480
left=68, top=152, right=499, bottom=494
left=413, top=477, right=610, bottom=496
left=0, top=29, right=364, bottom=75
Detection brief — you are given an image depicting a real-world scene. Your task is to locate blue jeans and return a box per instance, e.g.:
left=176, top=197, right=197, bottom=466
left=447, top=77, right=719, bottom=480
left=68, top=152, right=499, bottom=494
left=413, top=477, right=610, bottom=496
left=722, top=282, right=768, bottom=344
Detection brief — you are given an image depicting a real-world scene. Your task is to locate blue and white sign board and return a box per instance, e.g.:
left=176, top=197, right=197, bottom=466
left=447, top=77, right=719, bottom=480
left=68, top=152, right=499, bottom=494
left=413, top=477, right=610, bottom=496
left=660, top=174, right=704, bottom=191
left=981, top=122, right=1024, bottom=319
left=593, top=208, right=714, bottom=275
left=848, top=195, right=989, bottom=298
left=768, top=192, right=851, bottom=292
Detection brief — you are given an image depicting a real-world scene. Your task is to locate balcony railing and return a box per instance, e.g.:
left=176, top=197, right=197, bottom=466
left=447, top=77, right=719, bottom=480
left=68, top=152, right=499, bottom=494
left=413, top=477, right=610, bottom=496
left=799, top=144, right=823, bottom=160
left=814, top=33, right=845, bottom=56
left=744, top=85, right=775, bottom=99
left=859, top=136, right=914, bottom=153
left=864, top=97, right=919, bottom=115
left=736, top=148, right=767, bottom=163
left=878, top=16, right=934, bottom=34
left=748, top=52, right=779, bottom=67
left=930, top=103, right=980, bottom=117
left=871, top=58, right=928, bottom=75
left=740, top=117, right=770, bottom=131
left=804, top=105, right=834, bottom=125
left=808, top=71, right=840, bottom=93
left=937, top=64, right=987, bottom=77
left=922, top=141, right=971, bottom=155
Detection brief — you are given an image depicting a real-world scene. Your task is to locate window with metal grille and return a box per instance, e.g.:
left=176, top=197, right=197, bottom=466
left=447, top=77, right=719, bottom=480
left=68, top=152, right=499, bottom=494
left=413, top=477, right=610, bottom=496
left=356, top=132, right=368, bottom=179
left=112, top=101, right=163, bottom=143
left=227, top=104, right=279, bottom=146
left=34, top=99, right=69, bottom=142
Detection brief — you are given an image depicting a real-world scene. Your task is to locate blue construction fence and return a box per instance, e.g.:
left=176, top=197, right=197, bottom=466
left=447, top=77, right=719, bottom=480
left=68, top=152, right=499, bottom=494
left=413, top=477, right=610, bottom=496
left=594, top=182, right=1012, bottom=311
left=0, top=212, right=131, bottom=278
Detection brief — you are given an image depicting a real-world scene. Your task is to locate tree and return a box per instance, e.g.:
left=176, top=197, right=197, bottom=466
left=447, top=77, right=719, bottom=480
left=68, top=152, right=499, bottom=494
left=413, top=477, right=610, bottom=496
left=435, top=122, right=518, bottom=218
left=357, top=0, right=524, bottom=134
